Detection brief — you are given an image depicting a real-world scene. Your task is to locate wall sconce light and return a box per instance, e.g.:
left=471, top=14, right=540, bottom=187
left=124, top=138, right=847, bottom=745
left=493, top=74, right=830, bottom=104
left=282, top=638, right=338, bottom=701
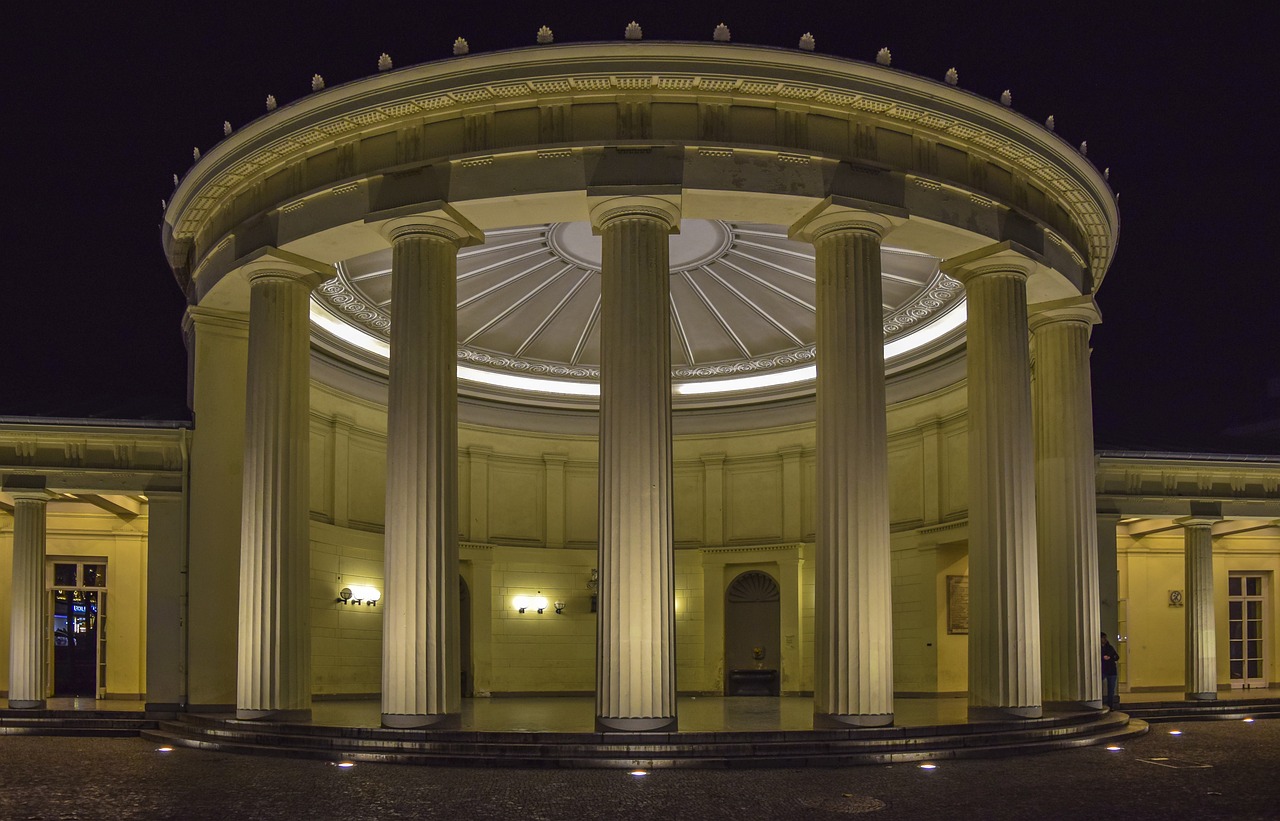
left=513, top=594, right=548, bottom=614
left=554, top=601, right=565, bottom=615
left=337, top=585, right=381, bottom=606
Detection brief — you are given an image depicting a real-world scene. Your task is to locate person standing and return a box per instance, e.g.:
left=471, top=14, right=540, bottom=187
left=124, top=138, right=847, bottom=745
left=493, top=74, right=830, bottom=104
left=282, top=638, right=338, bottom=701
left=1101, top=632, right=1120, bottom=709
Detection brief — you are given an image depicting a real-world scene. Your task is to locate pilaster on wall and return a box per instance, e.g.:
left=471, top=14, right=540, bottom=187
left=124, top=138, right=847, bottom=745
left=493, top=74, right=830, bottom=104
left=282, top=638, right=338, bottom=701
left=184, top=307, right=249, bottom=709
left=145, top=494, right=188, bottom=711
left=328, top=415, right=354, bottom=528
left=701, top=453, right=725, bottom=547
left=543, top=453, right=567, bottom=548
left=468, top=446, right=491, bottom=544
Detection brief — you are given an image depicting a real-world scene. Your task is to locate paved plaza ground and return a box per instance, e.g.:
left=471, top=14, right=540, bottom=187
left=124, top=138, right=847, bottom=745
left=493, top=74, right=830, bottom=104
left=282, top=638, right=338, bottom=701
left=1, top=718, right=1276, bottom=820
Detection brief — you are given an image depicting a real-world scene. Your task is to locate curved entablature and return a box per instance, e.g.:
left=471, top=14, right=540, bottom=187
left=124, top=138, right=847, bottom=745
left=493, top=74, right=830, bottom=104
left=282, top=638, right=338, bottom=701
left=162, top=40, right=1117, bottom=409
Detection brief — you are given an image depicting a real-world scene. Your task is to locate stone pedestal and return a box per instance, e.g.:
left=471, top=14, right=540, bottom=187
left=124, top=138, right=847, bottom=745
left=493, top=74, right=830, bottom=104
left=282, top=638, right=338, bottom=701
left=1182, top=520, right=1218, bottom=700
left=1031, top=302, right=1103, bottom=710
left=378, top=209, right=482, bottom=729
left=7, top=485, right=51, bottom=709
left=792, top=201, right=895, bottom=727
left=945, top=247, right=1042, bottom=720
left=237, top=257, right=330, bottom=721
left=592, top=196, right=680, bottom=733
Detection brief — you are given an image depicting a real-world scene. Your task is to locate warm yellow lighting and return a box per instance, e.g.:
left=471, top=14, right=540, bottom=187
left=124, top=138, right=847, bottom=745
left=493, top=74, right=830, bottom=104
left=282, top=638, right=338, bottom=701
left=346, top=585, right=380, bottom=603
left=630, top=770, right=648, bottom=777
left=1243, top=718, right=1255, bottom=723
left=513, top=594, right=549, bottom=614
left=918, top=763, right=937, bottom=770
left=156, top=746, right=173, bottom=753
left=1169, top=730, right=1182, bottom=736
left=1106, top=746, right=1122, bottom=752
left=336, top=761, right=355, bottom=769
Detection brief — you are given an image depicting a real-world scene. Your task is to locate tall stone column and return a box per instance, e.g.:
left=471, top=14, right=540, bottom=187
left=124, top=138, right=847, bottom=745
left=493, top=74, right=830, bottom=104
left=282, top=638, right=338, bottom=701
left=592, top=195, right=680, bottom=732
left=237, top=254, right=332, bottom=721
left=944, top=245, right=1042, bottom=719
left=7, top=482, right=52, bottom=709
left=1182, top=518, right=1218, bottom=700
left=791, top=200, right=895, bottom=727
left=377, top=207, right=482, bottom=729
left=1031, top=300, right=1103, bottom=710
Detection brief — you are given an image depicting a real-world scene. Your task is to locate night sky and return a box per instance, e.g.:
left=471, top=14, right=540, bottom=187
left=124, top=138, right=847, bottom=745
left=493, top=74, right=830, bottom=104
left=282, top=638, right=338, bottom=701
left=6, top=2, right=1276, bottom=453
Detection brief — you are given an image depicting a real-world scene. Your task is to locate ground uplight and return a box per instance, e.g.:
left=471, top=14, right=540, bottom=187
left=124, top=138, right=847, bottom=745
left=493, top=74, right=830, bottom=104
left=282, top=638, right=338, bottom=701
left=1168, top=730, right=1182, bottom=736
left=156, top=747, right=173, bottom=753
left=630, top=770, right=648, bottom=777
left=1106, top=745, right=1122, bottom=752
left=336, top=761, right=355, bottom=769
left=918, top=763, right=938, bottom=770
left=1243, top=718, right=1255, bottom=723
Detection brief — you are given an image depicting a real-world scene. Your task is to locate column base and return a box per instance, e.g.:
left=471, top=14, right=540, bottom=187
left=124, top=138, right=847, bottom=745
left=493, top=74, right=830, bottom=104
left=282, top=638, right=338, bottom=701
left=596, top=715, right=677, bottom=733
left=7, top=699, right=46, bottom=709
left=236, top=707, right=312, bottom=722
left=382, top=712, right=461, bottom=730
left=968, top=704, right=1042, bottom=721
left=1044, top=699, right=1105, bottom=712
left=1185, top=692, right=1217, bottom=702
left=814, top=711, right=893, bottom=729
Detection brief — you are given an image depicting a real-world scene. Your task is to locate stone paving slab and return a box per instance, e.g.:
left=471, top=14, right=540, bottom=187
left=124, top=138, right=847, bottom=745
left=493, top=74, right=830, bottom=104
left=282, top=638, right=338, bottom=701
left=1, top=718, right=1276, bottom=819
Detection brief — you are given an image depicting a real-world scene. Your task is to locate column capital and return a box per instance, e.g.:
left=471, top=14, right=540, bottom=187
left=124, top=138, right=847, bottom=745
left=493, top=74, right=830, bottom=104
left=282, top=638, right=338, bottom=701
left=2, top=476, right=53, bottom=503
left=788, top=196, right=898, bottom=243
left=1176, top=516, right=1220, bottom=530
left=1029, top=295, right=1101, bottom=331
left=369, top=201, right=484, bottom=247
left=940, top=241, right=1042, bottom=285
left=588, top=195, right=681, bottom=234
left=237, top=247, right=336, bottom=289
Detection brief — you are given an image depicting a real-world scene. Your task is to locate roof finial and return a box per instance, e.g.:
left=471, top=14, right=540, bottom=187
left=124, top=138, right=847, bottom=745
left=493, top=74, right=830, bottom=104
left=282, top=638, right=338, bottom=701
left=537, top=26, right=553, bottom=44
left=1045, top=115, right=1055, bottom=131
left=311, top=74, right=325, bottom=92
left=266, top=94, right=278, bottom=112
left=944, top=67, right=958, bottom=86
left=713, top=23, right=730, bottom=42
left=453, top=37, right=469, bottom=56
left=799, top=32, right=816, bottom=51
left=1104, top=167, right=1110, bottom=181
left=223, top=120, right=232, bottom=137
left=192, top=147, right=201, bottom=162
left=172, top=173, right=179, bottom=187
left=876, top=47, right=891, bottom=66
left=1079, top=140, right=1088, bottom=156
left=999, top=89, right=1012, bottom=107
left=377, top=53, right=393, bottom=72
left=624, top=21, right=642, bottom=40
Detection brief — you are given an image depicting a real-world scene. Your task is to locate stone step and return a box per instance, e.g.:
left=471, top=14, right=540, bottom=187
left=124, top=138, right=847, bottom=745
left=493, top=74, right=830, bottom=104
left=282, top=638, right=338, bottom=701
left=1123, top=700, right=1280, bottom=722
left=142, top=711, right=1145, bottom=768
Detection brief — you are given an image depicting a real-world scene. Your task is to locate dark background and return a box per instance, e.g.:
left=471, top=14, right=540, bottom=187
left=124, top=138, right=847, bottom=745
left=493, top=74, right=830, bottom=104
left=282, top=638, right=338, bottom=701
left=5, top=1, right=1276, bottom=452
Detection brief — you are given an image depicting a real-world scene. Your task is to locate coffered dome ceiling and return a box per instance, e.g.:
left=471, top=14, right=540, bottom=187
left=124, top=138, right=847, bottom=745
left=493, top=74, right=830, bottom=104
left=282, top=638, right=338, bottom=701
left=311, top=220, right=966, bottom=407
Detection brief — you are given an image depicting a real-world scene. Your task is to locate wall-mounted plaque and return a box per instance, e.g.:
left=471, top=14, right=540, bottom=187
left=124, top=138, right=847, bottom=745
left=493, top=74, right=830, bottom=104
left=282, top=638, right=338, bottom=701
left=947, top=575, right=969, bottom=635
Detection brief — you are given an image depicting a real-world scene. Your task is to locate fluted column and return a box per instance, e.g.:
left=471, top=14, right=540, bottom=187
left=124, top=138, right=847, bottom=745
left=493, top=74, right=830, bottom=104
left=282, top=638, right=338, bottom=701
left=592, top=195, right=680, bottom=732
left=378, top=208, right=482, bottom=729
left=1031, top=301, right=1103, bottom=710
left=945, top=246, right=1042, bottom=719
left=791, top=200, right=895, bottom=727
left=1182, top=519, right=1218, bottom=700
left=7, top=484, right=52, bottom=708
left=237, top=255, right=332, bottom=721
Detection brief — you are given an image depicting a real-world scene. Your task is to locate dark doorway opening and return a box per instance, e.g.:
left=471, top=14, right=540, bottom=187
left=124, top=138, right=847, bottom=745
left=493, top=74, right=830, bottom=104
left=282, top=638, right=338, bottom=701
left=724, top=570, right=781, bottom=696
left=460, top=576, right=473, bottom=697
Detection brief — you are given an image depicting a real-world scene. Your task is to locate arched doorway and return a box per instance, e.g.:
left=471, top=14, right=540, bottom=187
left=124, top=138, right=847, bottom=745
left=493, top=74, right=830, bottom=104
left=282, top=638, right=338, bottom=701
left=724, top=570, right=781, bottom=696
left=460, top=576, right=473, bottom=697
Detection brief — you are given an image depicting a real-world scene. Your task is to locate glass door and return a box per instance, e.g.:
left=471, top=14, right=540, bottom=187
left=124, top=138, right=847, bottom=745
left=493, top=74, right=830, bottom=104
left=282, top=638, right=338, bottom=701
left=1228, top=573, right=1266, bottom=689
left=47, top=560, right=108, bottom=699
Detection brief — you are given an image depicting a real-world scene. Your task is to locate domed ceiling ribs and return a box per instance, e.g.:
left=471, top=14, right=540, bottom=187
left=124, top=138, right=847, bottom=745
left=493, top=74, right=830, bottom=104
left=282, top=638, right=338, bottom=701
left=315, top=220, right=961, bottom=395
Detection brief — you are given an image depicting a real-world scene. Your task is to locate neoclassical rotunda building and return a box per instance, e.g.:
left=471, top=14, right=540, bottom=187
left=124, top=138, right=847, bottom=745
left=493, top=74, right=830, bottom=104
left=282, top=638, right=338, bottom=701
left=4, top=36, right=1278, bottom=732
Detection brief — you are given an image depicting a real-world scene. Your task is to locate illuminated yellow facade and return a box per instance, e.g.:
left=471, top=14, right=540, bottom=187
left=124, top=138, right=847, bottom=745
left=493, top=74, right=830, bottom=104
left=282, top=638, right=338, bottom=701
left=3, top=41, right=1277, bottom=723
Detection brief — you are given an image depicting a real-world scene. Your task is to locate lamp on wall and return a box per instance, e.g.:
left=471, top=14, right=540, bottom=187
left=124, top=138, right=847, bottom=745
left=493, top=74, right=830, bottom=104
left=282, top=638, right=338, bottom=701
left=554, top=601, right=565, bottom=615
left=337, top=585, right=381, bottom=606
left=513, top=594, right=548, bottom=614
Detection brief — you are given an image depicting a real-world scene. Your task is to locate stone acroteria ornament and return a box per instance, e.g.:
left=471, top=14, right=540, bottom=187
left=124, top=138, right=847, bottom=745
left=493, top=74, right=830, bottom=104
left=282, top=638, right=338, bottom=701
left=1045, top=115, right=1055, bottom=131
left=713, top=23, right=730, bottom=42
left=624, top=21, right=642, bottom=40
left=1079, top=141, right=1088, bottom=156
left=223, top=120, right=232, bottom=136
left=999, top=89, right=1012, bottom=107
left=311, top=74, right=325, bottom=92
left=266, top=94, right=278, bottom=112
left=537, top=26, right=553, bottom=44
left=377, top=53, right=393, bottom=71
left=799, top=32, right=815, bottom=51
left=876, top=47, right=891, bottom=66
left=192, top=147, right=200, bottom=162
left=453, top=37, right=469, bottom=55
left=945, top=67, right=958, bottom=86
